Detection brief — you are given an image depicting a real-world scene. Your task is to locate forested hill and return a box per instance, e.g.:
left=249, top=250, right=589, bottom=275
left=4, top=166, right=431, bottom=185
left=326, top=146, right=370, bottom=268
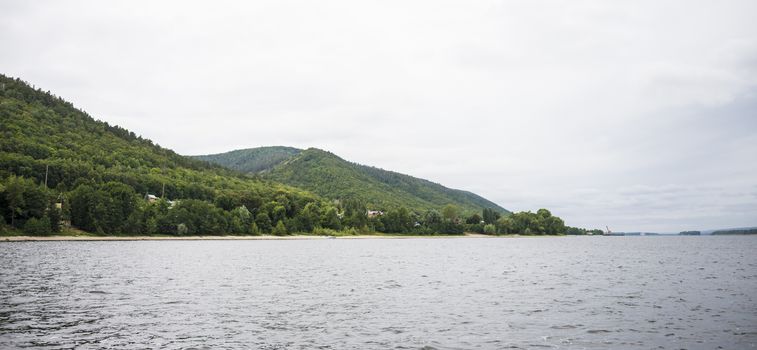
left=194, top=146, right=301, bottom=174
left=0, top=74, right=324, bottom=234
left=0, top=74, right=311, bottom=199
left=196, top=147, right=509, bottom=214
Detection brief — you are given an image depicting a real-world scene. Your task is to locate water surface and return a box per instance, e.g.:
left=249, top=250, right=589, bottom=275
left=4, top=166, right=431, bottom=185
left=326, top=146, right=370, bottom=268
left=1, top=236, right=756, bottom=349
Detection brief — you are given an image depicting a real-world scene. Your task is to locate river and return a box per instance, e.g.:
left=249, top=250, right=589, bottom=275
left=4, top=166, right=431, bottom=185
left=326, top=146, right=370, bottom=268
left=1, top=236, right=755, bottom=349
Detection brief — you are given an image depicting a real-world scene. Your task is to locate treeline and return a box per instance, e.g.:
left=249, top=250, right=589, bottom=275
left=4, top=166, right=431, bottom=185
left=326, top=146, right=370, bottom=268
left=565, top=226, right=604, bottom=235
left=712, top=228, right=757, bottom=235
left=0, top=176, right=62, bottom=234
left=0, top=175, right=329, bottom=236
left=0, top=174, right=468, bottom=235
left=1, top=174, right=571, bottom=236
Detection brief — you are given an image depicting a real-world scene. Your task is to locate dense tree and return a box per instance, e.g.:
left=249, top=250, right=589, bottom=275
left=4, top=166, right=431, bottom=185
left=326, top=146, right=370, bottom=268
left=321, top=207, right=341, bottom=230
left=342, top=199, right=367, bottom=228
left=23, top=216, right=51, bottom=235
left=466, top=213, right=483, bottom=225
left=100, top=182, right=139, bottom=233
left=273, top=220, right=287, bottom=235
left=492, top=209, right=567, bottom=235
left=69, top=184, right=109, bottom=233
left=2, top=175, right=49, bottom=227
left=482, top=208, right=501, bottom=224
left=171, top=199, right=227, bottom=235
left=441, top=204, right=460, bottom=222
left=298, top=202, right=321, bottom=232
left=381, top=207, right=413, bottom=233
left=495, top=216, right=514, bottom=234
left=47, top=202, right=61, bottom=233
left=229, top=205, right=252, bottom=234
left=255, top=212, right=273, bottom=233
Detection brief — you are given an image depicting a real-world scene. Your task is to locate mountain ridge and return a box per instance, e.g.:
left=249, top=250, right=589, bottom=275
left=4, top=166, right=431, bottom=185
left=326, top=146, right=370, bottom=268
left=193, top=146, right=301, bottom=174
left=194, top=147, right=508, bottom=213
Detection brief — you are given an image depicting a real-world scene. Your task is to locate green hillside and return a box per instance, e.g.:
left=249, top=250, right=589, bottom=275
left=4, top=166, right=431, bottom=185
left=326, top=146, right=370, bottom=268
left=197, top=147, right=508, bottom=214
left=0, top=74, right=323, bottom=235
left=194, top=146, right=301, bottom=174
left=0, top=74, right=316, bottom=201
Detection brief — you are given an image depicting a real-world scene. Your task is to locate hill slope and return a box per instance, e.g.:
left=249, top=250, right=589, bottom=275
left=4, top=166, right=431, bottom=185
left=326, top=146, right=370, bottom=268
left=0, top=74, right=317, bottom=201
left=0, top=74, right=326, bottom=234
left=196, top=147, right=508, bottom=213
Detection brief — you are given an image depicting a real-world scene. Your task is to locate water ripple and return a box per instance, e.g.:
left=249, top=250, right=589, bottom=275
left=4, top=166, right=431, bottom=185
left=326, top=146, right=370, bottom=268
left=0, top=237, right=756, bottom=349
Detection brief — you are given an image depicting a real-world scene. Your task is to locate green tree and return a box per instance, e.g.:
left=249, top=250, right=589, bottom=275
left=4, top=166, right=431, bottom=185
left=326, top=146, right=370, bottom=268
left=545, top=215, right=566, bottom=235
left=298, top=202, right=321, bottom=232
left=4, top=176, right=26, bottom=227
left=249, top=222, right=261, bottom=235
left=271, top=204, right=287, bottom=224
left=422, top=209, right=442, bottom=230
left=342, top=199, right=367, bottom=228
left=482, top=208, right=501, bottom=224
left=495, top=216, right=513, bottom=234
left=255, top=212, right=273, bottom=233
left=441, top=204, right=460, bottom=222
left=466, top=213, right=483, bottom=225
left=537, top=208, right=552, bottom=218
left=214, top=193, right=239, bottom=211
left=172, top=199, right=227, bottom=235
left=273, top=220, right=287, bottom=235
left=47, top=203, right=61, bottom=233
left=101, top=182, right=139, bottom=233
left=23, top=216, right=51, bottom=235
left=3, top=175, right=49, bottom=228
left=381, top=207, right=412, bottom=233
left=321, top=206, right=341, bottom=230
left=69, top=184, right=109, bottom=233
left=229, top=205, right=252, bottom=233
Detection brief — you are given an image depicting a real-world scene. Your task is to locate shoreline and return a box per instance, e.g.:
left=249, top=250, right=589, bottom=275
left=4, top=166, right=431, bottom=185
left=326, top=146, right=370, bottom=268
left=1, top=233, right=505, bottom=242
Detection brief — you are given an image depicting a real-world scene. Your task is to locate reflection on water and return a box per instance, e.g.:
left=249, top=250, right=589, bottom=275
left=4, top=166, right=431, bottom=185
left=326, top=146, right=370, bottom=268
left=1, top=236, right=756, bottom=349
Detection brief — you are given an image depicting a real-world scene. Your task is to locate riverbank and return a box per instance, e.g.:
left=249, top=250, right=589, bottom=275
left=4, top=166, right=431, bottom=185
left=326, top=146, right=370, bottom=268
left=0, top=232, right=508, bottom=242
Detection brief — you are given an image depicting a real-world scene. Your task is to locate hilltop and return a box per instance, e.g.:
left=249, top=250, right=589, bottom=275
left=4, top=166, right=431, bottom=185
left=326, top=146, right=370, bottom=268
left=195, top=147, right=508, bottom=214
left=194, top=146, right=300, bottom=174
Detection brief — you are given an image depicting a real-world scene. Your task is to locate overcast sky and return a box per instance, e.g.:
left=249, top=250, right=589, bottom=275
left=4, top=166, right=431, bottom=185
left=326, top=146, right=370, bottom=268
left=2, top=1, right=756, bottom=232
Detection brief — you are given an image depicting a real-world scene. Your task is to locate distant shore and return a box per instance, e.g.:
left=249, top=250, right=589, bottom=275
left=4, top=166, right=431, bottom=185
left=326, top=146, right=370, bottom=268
left=1, top=233, right=505, bottom=242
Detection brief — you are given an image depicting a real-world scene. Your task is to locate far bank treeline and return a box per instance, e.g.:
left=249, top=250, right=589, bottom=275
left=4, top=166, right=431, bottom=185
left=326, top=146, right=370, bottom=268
left=0, top=74, right=580, bottom=236
left=0, top=174, right=576, bottom=236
